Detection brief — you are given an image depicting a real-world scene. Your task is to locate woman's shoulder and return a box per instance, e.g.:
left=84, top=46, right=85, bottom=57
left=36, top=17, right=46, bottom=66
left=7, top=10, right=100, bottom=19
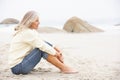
left=25, top=29, right=39, bottom=37
left=19, top=29, right=37, bottom=41
left=22, top=28, right=36, bottom=35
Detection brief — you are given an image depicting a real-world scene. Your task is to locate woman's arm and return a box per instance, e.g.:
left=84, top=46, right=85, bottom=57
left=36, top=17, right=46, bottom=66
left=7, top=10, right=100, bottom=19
left=44, top=41, right=64, bottom=63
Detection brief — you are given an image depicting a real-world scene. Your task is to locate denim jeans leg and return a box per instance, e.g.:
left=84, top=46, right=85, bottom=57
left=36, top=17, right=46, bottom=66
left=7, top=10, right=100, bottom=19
left=20, top=48, right=43, bottom=74
left=11, top=41, right=53, bottom=75
left=11, top=63, right=22, bottom=75
left=11, top=48, right=43, bottom=74
left=21, top=41, right=53, bottom=74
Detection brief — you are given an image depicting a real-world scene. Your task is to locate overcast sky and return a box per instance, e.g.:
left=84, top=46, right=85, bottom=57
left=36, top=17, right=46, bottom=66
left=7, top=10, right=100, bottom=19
left=0, top=0, right=120, bottom=26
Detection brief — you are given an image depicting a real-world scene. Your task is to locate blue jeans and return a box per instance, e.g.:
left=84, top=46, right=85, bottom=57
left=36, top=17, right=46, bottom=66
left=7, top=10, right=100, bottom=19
left=11, top=41, right=53, bottom=75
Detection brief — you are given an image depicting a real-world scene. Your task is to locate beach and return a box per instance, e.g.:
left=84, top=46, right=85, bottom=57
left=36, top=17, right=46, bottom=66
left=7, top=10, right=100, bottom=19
left=0, top=26, right=120, bottom=80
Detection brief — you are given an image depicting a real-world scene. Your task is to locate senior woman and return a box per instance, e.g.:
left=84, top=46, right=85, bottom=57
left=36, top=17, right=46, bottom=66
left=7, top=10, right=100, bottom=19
left=9, top=11, right=77, bottom=75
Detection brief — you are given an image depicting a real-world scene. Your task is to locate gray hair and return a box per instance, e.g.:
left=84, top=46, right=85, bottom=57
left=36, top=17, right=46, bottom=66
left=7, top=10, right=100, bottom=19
left=15, top=11, right=39, bottom=31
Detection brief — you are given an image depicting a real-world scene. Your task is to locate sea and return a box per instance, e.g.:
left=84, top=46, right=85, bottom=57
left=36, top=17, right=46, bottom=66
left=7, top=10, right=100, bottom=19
left=0, top=23, right=120, bottom=32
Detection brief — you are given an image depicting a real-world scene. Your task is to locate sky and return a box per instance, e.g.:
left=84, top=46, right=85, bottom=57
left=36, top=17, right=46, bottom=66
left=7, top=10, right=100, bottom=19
left=0, top=0, right=120, bottom=27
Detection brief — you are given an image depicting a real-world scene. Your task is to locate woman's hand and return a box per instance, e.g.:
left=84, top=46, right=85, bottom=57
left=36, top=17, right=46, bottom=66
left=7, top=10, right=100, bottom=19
left=54, top=46, right=64, bottom=63
left=55, top=52, right=64, bottom=63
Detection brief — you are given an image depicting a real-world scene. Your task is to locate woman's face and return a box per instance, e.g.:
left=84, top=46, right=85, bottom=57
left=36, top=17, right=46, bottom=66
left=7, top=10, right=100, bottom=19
left=30, top=18, right=40, bottom=29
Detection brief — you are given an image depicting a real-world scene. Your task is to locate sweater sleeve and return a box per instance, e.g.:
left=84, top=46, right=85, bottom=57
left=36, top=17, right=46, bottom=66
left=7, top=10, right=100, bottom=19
left=22, top=29, right=56, bottom=55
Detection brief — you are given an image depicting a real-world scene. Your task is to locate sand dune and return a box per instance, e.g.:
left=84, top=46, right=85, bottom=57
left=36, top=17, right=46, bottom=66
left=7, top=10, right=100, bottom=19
left=37, top=26, right=67, bottom=33
left=0, top=27, right=120, bottom=80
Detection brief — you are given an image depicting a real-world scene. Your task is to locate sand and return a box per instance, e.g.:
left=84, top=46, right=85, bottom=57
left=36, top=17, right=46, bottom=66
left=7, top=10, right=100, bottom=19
left=0, top=26, right=120, bottom=80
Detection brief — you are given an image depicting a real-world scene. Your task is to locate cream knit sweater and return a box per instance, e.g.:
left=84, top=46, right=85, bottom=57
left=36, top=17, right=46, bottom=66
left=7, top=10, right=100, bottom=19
left=9, top=28, right=56, bottom=68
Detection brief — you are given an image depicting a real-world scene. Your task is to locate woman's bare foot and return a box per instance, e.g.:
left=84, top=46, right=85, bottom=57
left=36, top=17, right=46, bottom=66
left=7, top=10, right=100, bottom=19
left=60, top=67, right=78, bottom=74
left=47, top=54, right=78, bottom=74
